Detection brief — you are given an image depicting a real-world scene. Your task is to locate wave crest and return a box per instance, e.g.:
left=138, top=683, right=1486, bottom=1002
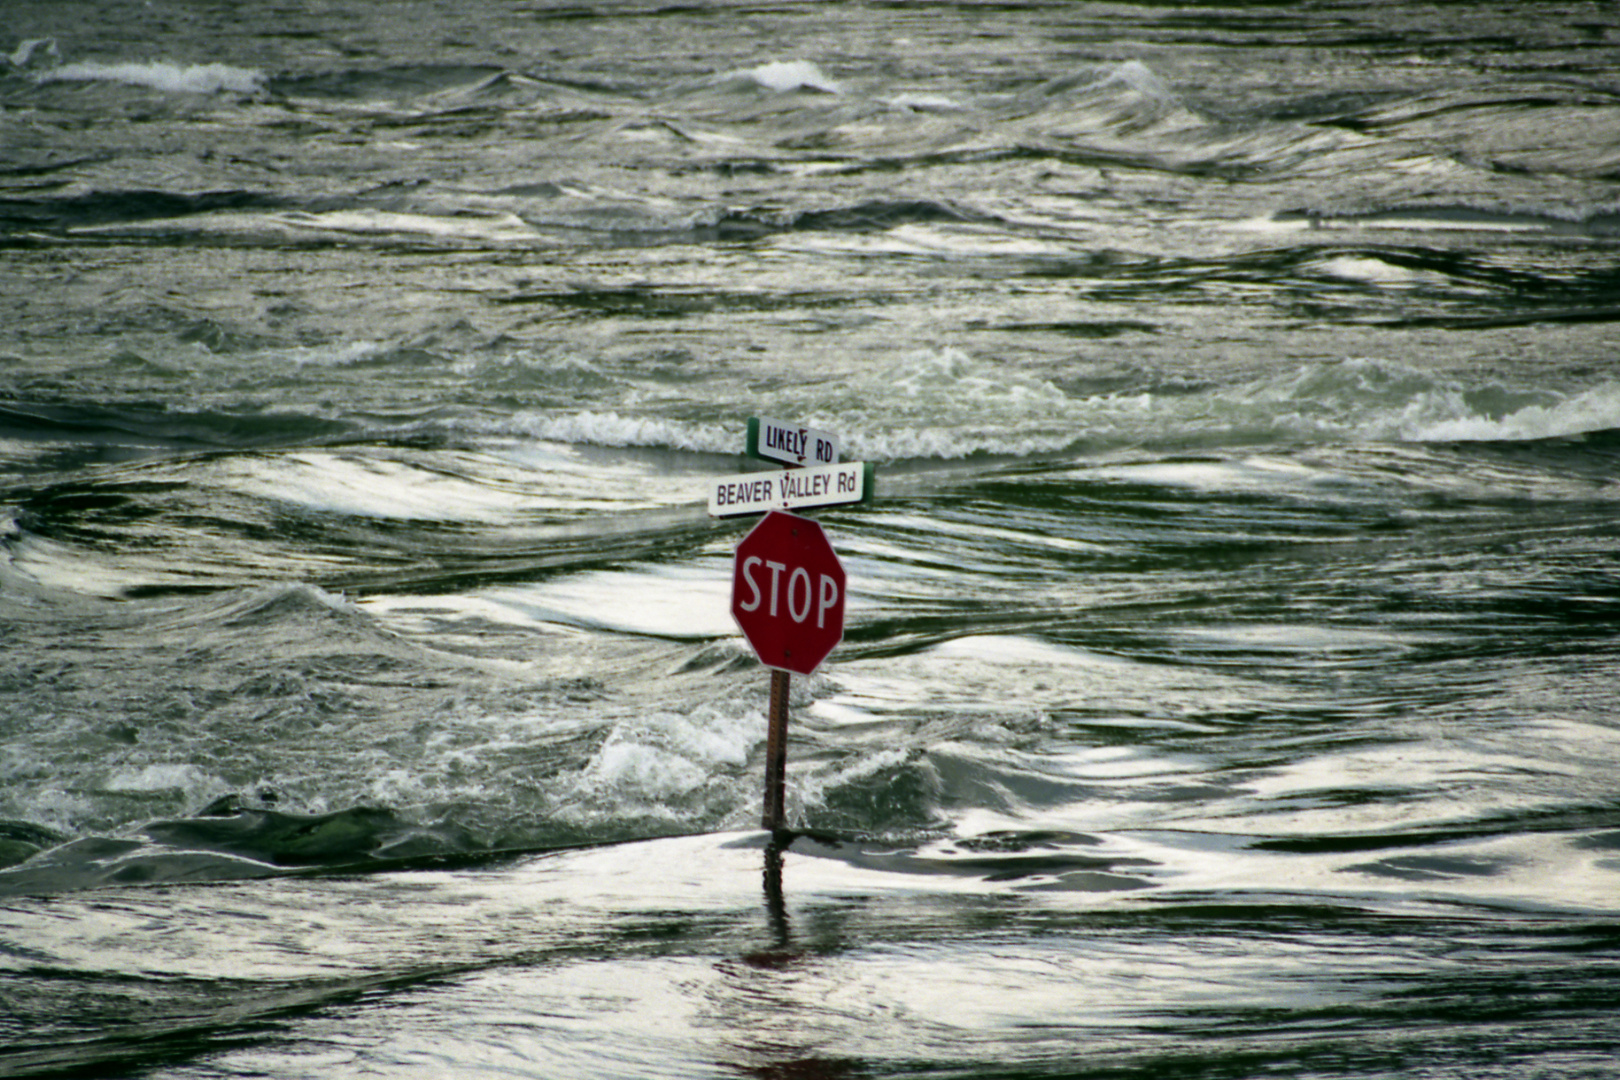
left=715, top=60, right=842, bottom=95
left=467, top=354, right=1620, bottom=465
left=39, top=59, right=266, bottom=95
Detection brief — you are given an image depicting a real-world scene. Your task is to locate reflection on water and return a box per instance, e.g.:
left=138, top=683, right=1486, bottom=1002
left=3, top=825, right=1620, bottom=1078
left=710, top=839, right=863, bottom=1079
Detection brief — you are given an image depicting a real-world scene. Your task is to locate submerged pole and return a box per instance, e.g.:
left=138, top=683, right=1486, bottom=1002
left=763, top=668, right=790, bottom=831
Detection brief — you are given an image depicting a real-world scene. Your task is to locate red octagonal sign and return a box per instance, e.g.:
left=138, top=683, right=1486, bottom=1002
left=731, top=510, right=846, bottom=676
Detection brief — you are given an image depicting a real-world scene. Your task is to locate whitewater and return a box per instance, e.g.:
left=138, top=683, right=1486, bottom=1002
left=4, top=2, right=1620, bottom=1077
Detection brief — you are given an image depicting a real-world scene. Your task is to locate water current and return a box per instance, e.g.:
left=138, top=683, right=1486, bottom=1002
left=3, top=2, right=1620, bottom=1076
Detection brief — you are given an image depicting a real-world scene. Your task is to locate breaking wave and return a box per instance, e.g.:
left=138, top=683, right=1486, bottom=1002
left=486, top=354, right=1620, bottom=463
left=709, top=59, right=842, bottom=95
left=38, top=59, right=266, bottom=95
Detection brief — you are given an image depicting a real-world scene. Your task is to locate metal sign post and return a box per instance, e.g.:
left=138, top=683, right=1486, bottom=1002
left=711, top=417, right=872, bottom=832
left=764, top=668, right=791, bottom=831
left=730, top=509, right=847, bottom=829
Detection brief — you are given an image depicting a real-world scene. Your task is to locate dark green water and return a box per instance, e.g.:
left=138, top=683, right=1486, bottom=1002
left=3, top=2, right=1620, bottom=1075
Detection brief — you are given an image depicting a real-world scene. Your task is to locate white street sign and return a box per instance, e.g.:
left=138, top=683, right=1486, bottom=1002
left=747, top=416, right=840, bottom=468
left=709, top=460, right=874, bottom=518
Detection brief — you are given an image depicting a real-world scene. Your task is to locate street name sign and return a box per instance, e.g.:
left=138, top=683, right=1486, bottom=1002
left=709, top=459, right=874, bottom=518
left=746, top=415, right=840, bottom=468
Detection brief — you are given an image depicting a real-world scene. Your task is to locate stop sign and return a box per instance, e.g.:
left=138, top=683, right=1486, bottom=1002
left=731, top=510, right=846, bottom=676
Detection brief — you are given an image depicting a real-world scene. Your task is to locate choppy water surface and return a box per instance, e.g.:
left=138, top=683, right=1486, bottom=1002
left=4, top=2, right=1620, bottom=1076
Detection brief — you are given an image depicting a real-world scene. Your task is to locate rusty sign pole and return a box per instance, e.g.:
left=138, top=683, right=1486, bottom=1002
left=712, top=417, right=872, bottom=835
left=763, top=668, right=791, bottom=831
left=731, top=510, right=845, bottom=832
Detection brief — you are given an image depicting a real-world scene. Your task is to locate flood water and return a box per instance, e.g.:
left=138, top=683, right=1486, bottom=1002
left=4, top=2, right=1620, bottom=1076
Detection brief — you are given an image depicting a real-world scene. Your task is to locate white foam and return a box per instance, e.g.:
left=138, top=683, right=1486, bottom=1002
left=883, top=348, right=1069, bottom=408
left=905, top=351, right=1620, bottom=457
left=1093, top=59, right=1175, bottom=101
left=496, top=396, right=1073, bottom=463
left=1315, top=256, right=1432, bottom=285
left=886, top=92, right=964, bottom=113
left=101, top=763, right=229, bottom=803
left=486, top=354, right=1620, bottom=468
left=724, top=60, right=841, bottom=94
left=7, top=787, right=96, bottom=834
left=587, top=740, right=709, bottom=797
left=269, top=209, right=538, bottom=243
left=7, top=38, right=59, bottom=69
left=1186, top=357, right=1620, bottom=446
left=827, top=347, right=1091, bottom=460
left=1403, top=381, right=1620, bottom=442
left=793, top=746, right=916, bottom=818
left=572, top=707, right=760, bottom=817
left=506, top=410, right=735, bottom=454
left=281, top=340, right=389, bottom=367
left=41, top=59, right=266, bottom=95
